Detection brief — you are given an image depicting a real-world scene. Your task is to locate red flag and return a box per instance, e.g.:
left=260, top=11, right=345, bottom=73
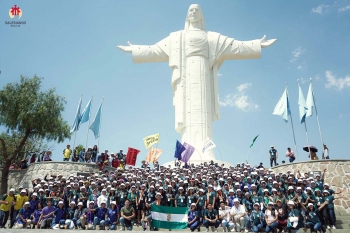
left=126, top=147, right=140, bottom=166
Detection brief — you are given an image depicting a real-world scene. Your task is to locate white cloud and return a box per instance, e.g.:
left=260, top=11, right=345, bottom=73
left=325, top=70, right=350, bottom=90
left=297, top=65, right=303, bottom=70
left=339, top=114, right=343, bottom=119
left=237, top=83, right=252, bottom=92
left=218, top=73, right=223, bottom=77
left=290, top=47, right=306, bottom=63
left=220, top=83, right=259, bottom=111
left=311, top=4, right=328, bottom=14
left=339, top=5, right=350, bottom=12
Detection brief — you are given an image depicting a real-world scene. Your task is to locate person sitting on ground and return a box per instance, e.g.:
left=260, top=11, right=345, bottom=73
left=188, top=203, right=200, bottom=232
left=120, top=199, right=135, bottom=231
left=203, top=203, right=220, bottom=232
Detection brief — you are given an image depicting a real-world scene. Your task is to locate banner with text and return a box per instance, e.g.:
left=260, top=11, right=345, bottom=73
left=145, top=147, right=163, bottom=163
left=202, top=138, right=216, bottom=154
left=143, top=133, right=160, bottom=149
left=126, top=147, right=140, bottom=166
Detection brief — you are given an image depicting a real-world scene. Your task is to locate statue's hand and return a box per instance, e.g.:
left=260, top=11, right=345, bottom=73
left=260, top=35, right=277, bottom=48
left=117, top=41, right=133, bottom=53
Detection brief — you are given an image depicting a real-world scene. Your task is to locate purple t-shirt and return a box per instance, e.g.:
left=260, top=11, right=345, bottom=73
left=42, top=206, right=56, bottom=219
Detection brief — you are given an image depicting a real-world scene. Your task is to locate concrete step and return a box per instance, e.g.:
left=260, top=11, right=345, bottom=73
left=300, top=230, right=349, bottom=233
left=335, top=224, right=350, bottom=229
left=337, top=220, right=350, bottom=224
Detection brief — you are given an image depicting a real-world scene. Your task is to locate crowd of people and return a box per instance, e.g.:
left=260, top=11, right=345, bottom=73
left=0, top=152, right=344, bottom=232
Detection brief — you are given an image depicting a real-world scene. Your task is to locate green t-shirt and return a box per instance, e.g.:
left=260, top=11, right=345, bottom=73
left=307, top=210, right=321, bottom=223
left=197, top=195, right=207, bottom=207
left=207, top=191, right=216, bottom=204
left=121, top=206, right=134, bottom=217
left=187, top=194, right=197, bottom=207
left=251, top=210, right=262, bottom=225
left=204, top=209, right=217, bottom=220
left=324, top=195, right=335, bottom=209
left=175, top=194, right=187, bottom=207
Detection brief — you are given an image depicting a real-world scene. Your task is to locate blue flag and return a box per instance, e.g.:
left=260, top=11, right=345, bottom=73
left=70, top=96, right=82, bottom=133
left=174, top=140, right=186, bottom=160
left=305, top=82, right=314, bottom=118
left=298, top=84, right=308, bottom=124
left=272, top=88, right=290, bottom=122
left=81, top=98, right=92, bottom=124
left=89, top=100, right=103, bottom=139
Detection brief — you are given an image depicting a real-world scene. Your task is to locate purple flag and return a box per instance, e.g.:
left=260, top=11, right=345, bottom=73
left=181, top=142, right=195, bottom=163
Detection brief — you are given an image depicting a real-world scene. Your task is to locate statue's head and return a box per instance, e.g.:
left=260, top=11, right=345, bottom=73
left=184, top=4, right=206, bottom=30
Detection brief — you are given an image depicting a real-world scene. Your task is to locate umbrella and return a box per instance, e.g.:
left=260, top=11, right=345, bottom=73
left=303, top=146, right=318, bottom=153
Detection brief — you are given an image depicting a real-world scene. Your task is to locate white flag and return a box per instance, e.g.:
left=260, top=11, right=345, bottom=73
left=202, top=138, right=216, bottom=153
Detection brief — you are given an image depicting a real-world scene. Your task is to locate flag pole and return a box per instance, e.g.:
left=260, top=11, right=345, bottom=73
left=245, top=147, right=251, bottom=164
left=286, top=83, right=299, bottom=161
left=97, top=97, right=104, bottom=151
left=304, top=121, right=312, bottom=161
left=310, top=78, right=325, bottom=158
left=153, top=134, right=160, bottom=164
left=85, top=95, right=93, bottom=150
left=72, top=93, right=83, bottom=156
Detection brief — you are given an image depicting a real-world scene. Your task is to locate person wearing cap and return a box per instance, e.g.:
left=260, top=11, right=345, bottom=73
left=188, top=203, right=200, bottom=232
left=0, top=188, right=16, bottom=228
left=264, top=202, right=278, bottom=233
left=250, top=203, right=264, bottom=233
left=81, top=201, right=95, bottom=230
left=219, top=201, right=234, bottom=232
left=51, top=201, right=66, bottom=229
left=64, top=201, right=76, bottom=229
left=305, top=203, right=324, bottom=233
left=74, top=202, right=85, bottom=229
left=269, top=145, right=278, bottom=167
left=285, top=147, right=295, bottom=163
left=10, top=188, right=29, bottom=228
left=93, top=200, right=108, bottom=230
left=14, top=201, right=31, bottom=229
left=230, top=198, right=249, bottom=232
left=203, top=203, right=220, bottom=232
left=106, top=201, right=119, bottom=230
left=175, top=187, right=187, bottom=207
left=286, top=200, right=300, bottom=232
left=38, top=199, right=55, bottom=229
left=320, top=190, right=343, bottom=230
left=29, top=192, right=40, bottom=216
left=120, top=199, right=136, bottom=231
left=63, top=144, right=72, bottom=162
left=196, top=189, right=206, bottom=223
left=97, top=189, right=108, bottom=208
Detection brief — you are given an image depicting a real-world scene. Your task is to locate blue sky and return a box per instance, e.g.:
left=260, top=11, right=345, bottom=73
left=1, top=0, right=350, bottom=167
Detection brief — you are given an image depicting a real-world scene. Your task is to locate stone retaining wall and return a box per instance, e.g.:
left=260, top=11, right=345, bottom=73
left=271, top=159, right=350, bottom=213
left=6, top=162, right=116, bottom=189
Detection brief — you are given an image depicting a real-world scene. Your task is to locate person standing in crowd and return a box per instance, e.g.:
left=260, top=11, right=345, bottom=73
left=92, top=145, right=99, bottom=162
left=269, top=145, right=278, bottom=167
left=10, top=189, right=29, bottom=228
left=117, top=149, right=125, bottom=161
left=285, top=147, right=295, bottom=163
left=79, top=148, right=86, bottom=163
left=323, top=144, right=329, bottom=159
left=265, top=202, right=278, bottom=233
left=63, top=145, right=72, bottom=162
left=0, top=188, right=16, bottom=228
left=72, top=146, right=79, bottom=162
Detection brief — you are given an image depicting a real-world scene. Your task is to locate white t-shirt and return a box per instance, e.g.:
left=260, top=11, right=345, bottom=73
left=230, top=204, right=246, bottom=219
left=265, top=209, right=277, bottom=222
left=219, top=206, right=231, bottom=221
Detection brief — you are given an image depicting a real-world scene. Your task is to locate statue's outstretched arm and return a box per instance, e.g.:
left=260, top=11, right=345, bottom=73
left=117, top=41, right=133, bottom=53
left=260, top=35, right=277, bottom=48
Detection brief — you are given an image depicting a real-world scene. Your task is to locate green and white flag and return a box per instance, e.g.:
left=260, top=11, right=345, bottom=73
left=151, top=205, right=188, bottom=229
left=250, top=134, right=259, bottom=148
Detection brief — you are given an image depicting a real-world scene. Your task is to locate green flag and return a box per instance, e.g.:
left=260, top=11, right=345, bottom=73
left=250, top=134, right=259, bottom=148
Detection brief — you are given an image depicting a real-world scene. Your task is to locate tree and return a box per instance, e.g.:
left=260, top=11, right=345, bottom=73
left=0, top=75, right=71, bottom=194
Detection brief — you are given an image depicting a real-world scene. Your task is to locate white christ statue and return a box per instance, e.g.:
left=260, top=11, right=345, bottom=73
left=118, top=4, right=276, bottom=164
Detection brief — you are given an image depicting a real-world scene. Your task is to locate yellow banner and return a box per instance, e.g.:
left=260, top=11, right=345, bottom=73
left=145, top=147, right=163, bottom=163
left=143, top=133, right=160, bottom=149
